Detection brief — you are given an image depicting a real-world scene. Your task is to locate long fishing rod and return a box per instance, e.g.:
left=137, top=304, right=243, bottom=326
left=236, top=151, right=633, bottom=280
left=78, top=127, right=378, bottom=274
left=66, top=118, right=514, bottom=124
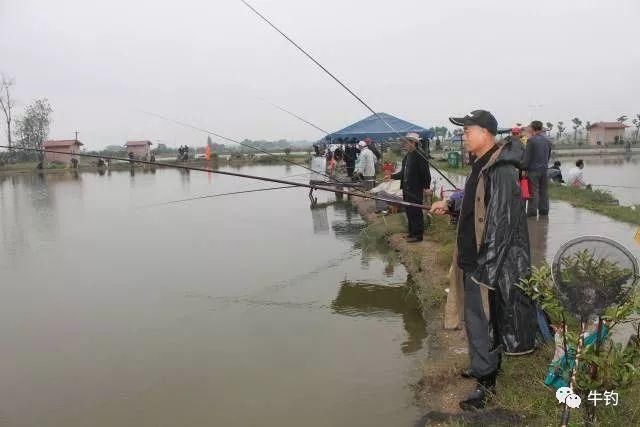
left=238, top=0, right=459, bottom=190
left=1, top=145, right=433, bottom=210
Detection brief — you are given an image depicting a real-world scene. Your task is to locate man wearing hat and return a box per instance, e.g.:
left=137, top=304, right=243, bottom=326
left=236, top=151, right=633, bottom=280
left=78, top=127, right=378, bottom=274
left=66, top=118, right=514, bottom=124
left=364, top=137, right=382, bottom=161
left=354, top=140, right=377, bottom=190
left=388, top=132, right=431, bottom=243
left=430, top=110, right=536, bottom=410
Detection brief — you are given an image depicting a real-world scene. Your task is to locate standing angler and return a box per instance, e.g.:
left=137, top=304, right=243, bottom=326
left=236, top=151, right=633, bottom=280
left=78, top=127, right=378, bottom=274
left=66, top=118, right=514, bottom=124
left=388, top=133, right=431, bottom=243
left=522, top=120, right=552, bottom=217
left=431, top=110, right=537, bottom=410
left=354, top=140, right=377, bottom=190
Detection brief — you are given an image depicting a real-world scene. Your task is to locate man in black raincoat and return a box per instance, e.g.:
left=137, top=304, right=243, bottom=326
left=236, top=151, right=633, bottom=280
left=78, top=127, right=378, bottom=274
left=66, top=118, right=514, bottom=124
left=431, top=110, right=537, bottom=410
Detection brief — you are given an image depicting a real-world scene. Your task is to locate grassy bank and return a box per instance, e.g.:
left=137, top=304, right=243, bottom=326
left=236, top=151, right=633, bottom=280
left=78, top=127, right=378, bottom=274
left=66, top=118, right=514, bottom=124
left=548, top=185, right=640, bottom=225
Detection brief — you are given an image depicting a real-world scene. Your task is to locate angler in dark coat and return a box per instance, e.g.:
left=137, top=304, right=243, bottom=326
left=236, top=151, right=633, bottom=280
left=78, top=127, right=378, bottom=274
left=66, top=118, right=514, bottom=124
left=390, top=133, right=431, bottom=242
left=343, top=138, right=359, bottom=177
left=431, top=110, right=537, bottom=410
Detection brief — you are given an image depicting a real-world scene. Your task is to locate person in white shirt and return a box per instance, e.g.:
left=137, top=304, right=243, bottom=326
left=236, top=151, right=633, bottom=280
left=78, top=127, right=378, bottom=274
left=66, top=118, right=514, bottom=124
left=354, top=140, right=377, bottom=189
left=566, top=159, right=586, bottom=187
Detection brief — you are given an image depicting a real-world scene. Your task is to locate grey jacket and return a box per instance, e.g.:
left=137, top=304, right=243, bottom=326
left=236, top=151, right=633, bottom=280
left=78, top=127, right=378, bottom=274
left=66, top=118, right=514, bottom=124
left=522, top=133, right=552, bottom=172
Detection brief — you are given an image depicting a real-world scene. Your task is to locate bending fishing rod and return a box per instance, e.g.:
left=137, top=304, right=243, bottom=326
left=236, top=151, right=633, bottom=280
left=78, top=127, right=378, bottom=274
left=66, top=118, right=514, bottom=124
left=239, top=0, right=459, bottom=191
left=1, top=145, right=433, bottom=210
left=140, top=110, right=353, bottom=187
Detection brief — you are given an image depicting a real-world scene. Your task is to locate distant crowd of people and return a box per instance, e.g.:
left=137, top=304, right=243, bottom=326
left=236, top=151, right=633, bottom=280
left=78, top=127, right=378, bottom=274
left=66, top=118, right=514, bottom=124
left=177, top=145, right=190, bottom=161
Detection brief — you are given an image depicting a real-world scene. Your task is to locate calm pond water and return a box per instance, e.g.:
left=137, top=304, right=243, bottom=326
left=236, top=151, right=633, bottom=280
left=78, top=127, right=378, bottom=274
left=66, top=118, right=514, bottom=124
left=554, top=154, right=640, bottom=206
left=0, top=165, right=428, bottom=427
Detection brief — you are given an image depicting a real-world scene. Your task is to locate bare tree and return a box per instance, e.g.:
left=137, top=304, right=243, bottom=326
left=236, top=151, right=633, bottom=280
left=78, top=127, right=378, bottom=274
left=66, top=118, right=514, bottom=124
left=15, top=98, right=53, bottom=161
left=545, top=122, right=554, bottom=138
left=617, top=115, right=628, bottom=124
left=556, top=121, right=566, bottom=141
left=571, top=117, right=583, bottom=144
left=0, top=74, right=15, bottom=149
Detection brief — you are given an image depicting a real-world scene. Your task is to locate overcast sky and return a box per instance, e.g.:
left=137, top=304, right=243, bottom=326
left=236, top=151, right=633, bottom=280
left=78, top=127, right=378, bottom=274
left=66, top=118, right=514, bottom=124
left=1, top=0, right=639, bottom=150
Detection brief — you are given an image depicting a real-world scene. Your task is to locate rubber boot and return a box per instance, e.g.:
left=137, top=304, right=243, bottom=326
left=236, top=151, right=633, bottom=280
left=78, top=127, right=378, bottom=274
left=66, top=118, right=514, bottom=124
left=459, top=371, right=497, bottom=411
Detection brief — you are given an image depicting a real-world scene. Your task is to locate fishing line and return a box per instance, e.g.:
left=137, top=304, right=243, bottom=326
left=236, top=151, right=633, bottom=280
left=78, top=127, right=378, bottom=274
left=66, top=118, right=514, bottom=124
left=239, top=0, right=459, bottom=190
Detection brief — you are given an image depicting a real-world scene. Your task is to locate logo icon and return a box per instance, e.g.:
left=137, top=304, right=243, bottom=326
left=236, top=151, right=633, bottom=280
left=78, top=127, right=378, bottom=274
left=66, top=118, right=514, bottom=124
left=555, top=387, right=582, bottom=408
left=555, top=387, right=573, bottom=404
left=565, top=394, right=582, bottom=409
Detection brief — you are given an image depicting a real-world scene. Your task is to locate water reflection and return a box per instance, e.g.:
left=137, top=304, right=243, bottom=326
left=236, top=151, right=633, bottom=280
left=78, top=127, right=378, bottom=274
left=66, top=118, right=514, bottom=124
left=332, top=279, right=427, bottom=354
left=180, top=168, right=190, bottom=189
left=316, top=199, right=401, bottom=273
left=357, top=230, right=401, bottom=275
left=310, top=205, right=330, bottom=234
left=528, top=216, right=549, bottom=267
left=330, top=200, right=363, bottom=241
left=0, top=171, right=85, bottom=264
left=29, top=173, right=58, bottom=241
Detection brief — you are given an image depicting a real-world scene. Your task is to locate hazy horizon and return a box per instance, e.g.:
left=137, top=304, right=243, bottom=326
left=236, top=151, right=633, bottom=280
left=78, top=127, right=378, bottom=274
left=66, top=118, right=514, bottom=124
left=2, top=0, right=639, bottom=150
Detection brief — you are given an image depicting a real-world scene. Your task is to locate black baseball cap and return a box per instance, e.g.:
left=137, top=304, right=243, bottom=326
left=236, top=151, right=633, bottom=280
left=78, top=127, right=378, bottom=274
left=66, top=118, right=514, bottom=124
left=449, top=110, right=498, bottom=135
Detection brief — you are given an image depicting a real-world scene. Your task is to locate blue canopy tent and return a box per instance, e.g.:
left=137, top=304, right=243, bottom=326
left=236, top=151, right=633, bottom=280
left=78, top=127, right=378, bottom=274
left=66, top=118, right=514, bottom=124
left=325, top=113, right=434, bottom=143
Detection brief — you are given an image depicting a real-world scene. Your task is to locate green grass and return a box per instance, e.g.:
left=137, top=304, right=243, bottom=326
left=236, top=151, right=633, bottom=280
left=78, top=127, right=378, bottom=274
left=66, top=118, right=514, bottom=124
left=492, top=344, right=640, bottom=426
left=426, top=214, right=457, bottom=270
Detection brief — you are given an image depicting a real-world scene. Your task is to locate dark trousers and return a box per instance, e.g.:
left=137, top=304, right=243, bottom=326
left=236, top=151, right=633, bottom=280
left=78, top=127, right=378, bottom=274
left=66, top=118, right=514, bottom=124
left=463, top=273, right=501, bottom=377
left=527, top=170, right=549, bottom=216
left=346, top=160, right=355, bottom=177
left=403, top=188, right=424, bottom=237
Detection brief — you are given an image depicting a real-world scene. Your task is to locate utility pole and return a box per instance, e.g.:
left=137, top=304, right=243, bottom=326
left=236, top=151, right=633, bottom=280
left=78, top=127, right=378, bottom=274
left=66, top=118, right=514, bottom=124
left=74, top=131, right=79, bottom=142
